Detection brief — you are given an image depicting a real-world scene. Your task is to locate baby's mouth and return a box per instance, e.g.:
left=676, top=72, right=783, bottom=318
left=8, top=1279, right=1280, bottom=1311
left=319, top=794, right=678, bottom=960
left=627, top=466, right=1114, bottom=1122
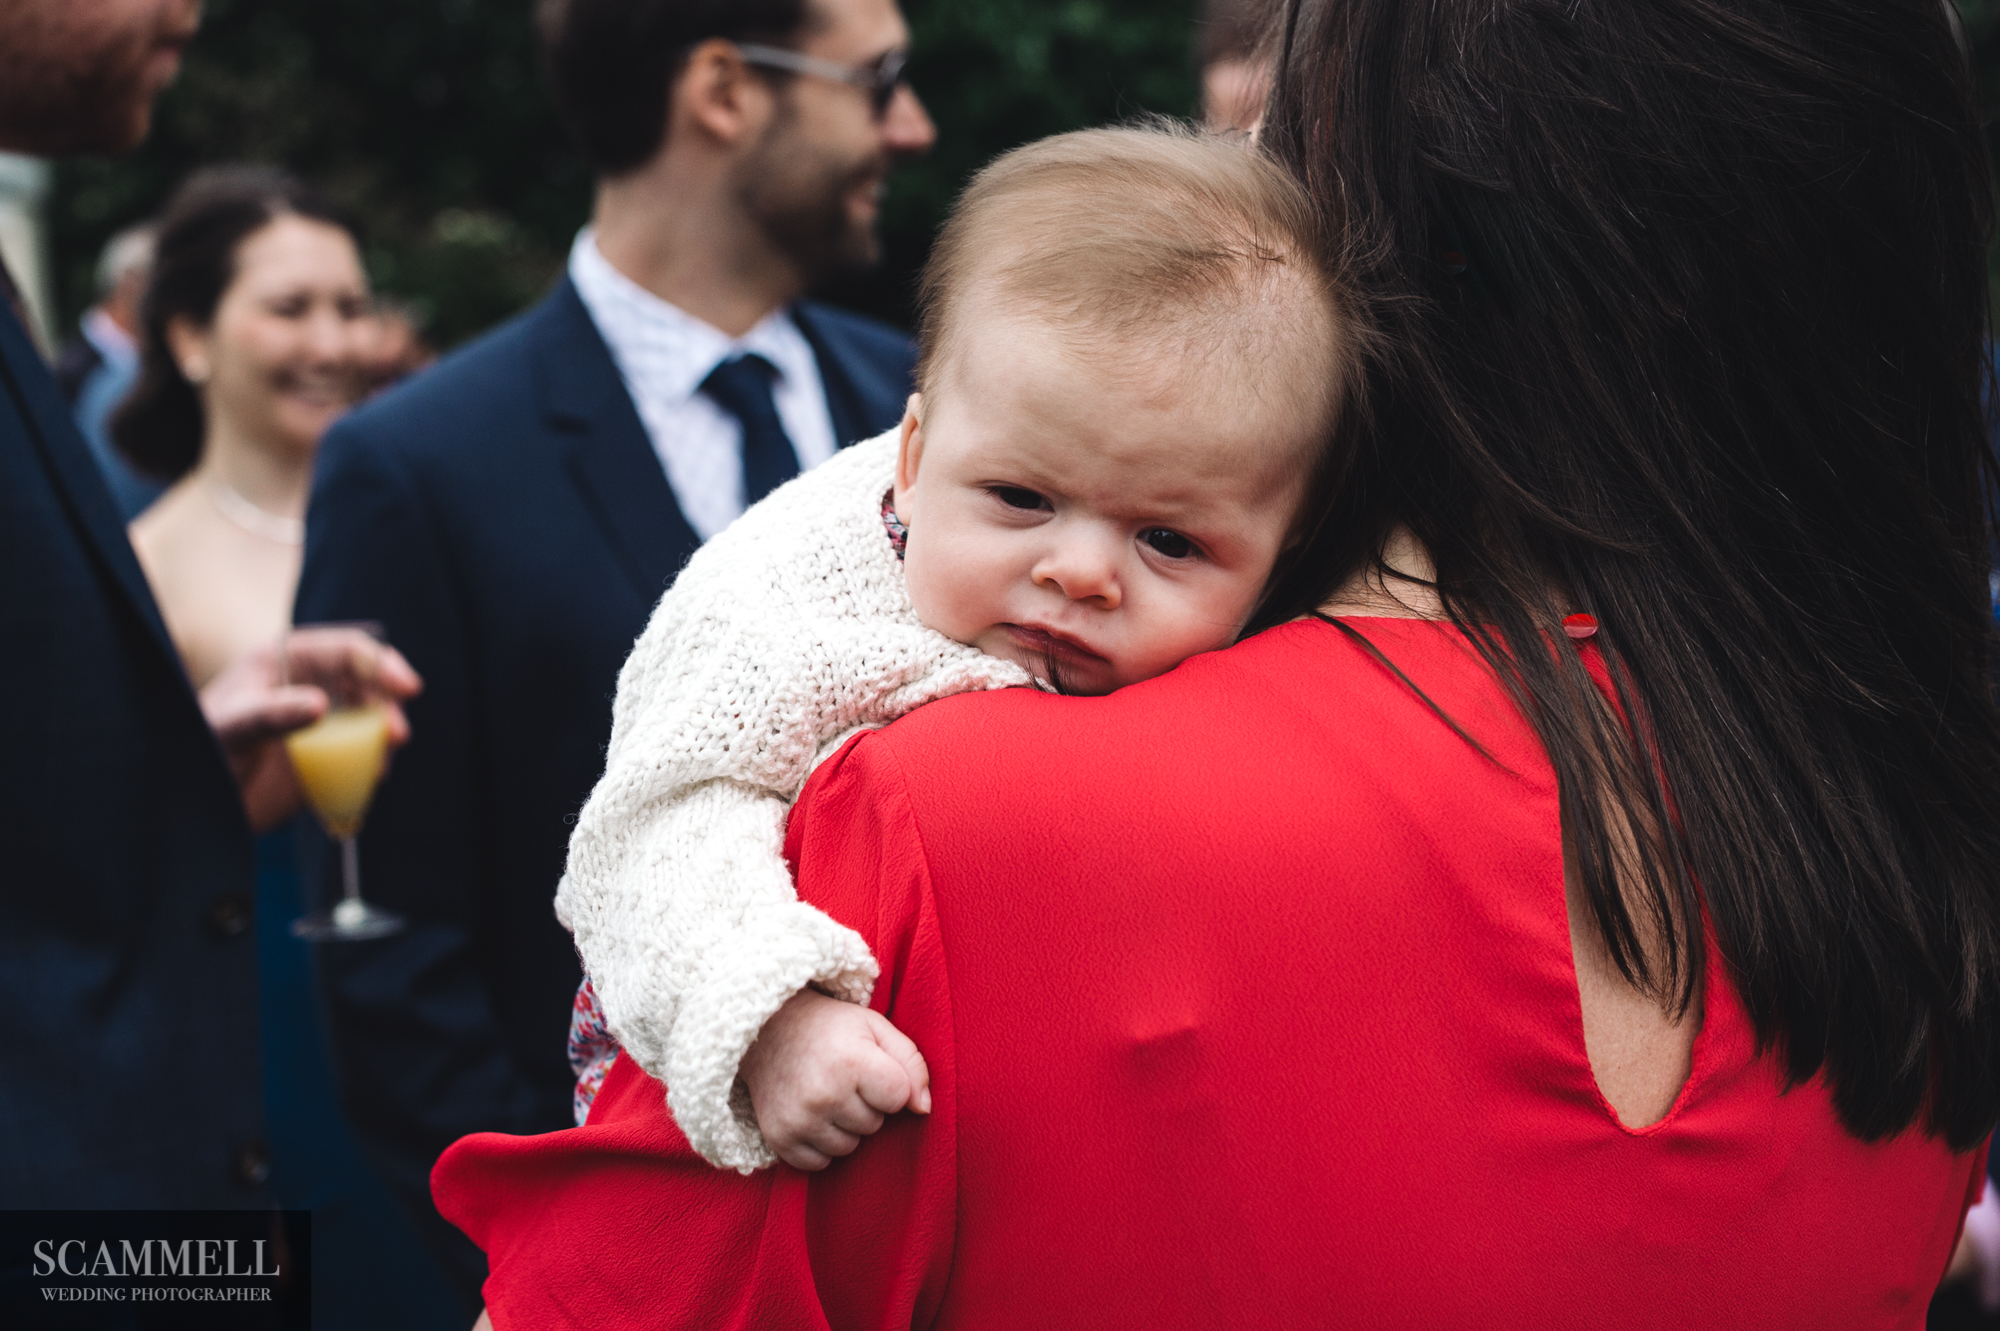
left=1003, top=624, right=1108, bottom=667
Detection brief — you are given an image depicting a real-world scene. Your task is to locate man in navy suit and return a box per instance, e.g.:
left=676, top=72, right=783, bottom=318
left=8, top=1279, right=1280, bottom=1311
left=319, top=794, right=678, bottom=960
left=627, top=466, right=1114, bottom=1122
left=0, top=0, right=417, bottom=1208
left=296, top=0, right=933, bottom=1295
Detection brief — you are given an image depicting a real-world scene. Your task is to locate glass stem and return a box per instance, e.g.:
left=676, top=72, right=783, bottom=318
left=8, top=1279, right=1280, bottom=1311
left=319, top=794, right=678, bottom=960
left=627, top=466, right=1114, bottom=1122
left=340, top=836, right=361, bottom=905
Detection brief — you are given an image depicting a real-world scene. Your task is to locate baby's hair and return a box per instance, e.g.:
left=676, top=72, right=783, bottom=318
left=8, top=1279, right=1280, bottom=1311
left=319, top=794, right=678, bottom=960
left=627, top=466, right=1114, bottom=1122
left=915, top=121, right=1351, bottom=448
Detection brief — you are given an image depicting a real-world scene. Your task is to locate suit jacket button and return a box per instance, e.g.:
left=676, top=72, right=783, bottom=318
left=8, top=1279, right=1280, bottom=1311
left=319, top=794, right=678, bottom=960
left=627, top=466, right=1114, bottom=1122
left=206, top=891, right=254, bottom=940
left=233, top=1140, right=271, bottom=1187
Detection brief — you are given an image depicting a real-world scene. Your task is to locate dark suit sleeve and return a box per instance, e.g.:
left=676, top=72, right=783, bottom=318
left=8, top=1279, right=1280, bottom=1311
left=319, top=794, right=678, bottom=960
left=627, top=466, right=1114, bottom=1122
left=296, top=419, right=551, bottom=1300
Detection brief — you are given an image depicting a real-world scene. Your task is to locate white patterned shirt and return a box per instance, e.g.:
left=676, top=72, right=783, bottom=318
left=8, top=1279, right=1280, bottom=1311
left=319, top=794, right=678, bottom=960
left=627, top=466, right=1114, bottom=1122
left=567, top=228, right=838, bottom=541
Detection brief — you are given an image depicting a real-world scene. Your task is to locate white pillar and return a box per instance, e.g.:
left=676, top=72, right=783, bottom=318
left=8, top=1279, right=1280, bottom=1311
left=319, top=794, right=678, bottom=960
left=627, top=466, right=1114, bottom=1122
left=0, top=153, right=55, bottom=354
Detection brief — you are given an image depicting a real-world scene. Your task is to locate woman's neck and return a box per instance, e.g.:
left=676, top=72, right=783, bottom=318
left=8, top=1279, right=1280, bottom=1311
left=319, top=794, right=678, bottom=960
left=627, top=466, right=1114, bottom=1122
left=192, top=419, right=311, bottom=520
left=1317, top=526, right=1444, bottom=619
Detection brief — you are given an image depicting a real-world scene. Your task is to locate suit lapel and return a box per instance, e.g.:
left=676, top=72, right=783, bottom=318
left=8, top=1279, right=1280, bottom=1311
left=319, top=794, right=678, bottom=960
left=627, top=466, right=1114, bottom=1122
left=795, top=304, right=906, bottom=449
left=0, top=299, right=183, bottom=669
left=537, top=279, right=701, bottom=601
left=795, top=307, right=866, bottom=451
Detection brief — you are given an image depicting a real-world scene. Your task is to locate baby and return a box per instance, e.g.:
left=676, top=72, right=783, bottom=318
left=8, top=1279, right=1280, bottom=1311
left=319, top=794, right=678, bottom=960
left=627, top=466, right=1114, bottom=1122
left=557, top=123, right=1352, bottom=1171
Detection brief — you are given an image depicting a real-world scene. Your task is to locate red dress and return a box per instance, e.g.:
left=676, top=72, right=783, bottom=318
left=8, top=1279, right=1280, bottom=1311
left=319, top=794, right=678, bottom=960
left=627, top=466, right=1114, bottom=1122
left=434, top=619, right=1983, bottom=1329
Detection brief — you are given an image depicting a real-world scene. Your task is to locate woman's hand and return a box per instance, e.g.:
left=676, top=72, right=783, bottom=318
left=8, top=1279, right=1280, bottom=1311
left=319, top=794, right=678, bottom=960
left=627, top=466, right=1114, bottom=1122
left=739, top=988, right=932, bottom=1171
left=198, top=627, right=421, bottom=832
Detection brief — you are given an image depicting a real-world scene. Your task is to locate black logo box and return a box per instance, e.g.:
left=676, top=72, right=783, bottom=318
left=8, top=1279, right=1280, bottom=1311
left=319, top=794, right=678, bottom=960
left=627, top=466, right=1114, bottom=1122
left=0, top=1212, right=309, bottom=1329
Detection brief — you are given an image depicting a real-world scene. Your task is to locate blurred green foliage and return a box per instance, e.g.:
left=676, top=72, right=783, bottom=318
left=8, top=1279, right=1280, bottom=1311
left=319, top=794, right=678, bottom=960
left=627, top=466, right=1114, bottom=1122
left=821, top=0, right=1201, bottom=322
left=47, top=0, right=1200, bottom=349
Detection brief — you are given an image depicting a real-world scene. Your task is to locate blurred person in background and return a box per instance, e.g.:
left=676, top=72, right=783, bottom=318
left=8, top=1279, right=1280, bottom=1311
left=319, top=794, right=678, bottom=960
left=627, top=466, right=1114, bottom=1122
left=114, top=163, right=459, bottom=1329
left=54, top=224, right=150, bottom=403
left=120, top=169, right=370, bottom=684
left=1197, top=0, right=1274, bottom=133
left=0, top=0, right=418, bottom=1215
left=56, top=221, right=164, bottom=518
left=296, top=0, right=934, bottom=1299
left=357, top=295, right=436, bottom=398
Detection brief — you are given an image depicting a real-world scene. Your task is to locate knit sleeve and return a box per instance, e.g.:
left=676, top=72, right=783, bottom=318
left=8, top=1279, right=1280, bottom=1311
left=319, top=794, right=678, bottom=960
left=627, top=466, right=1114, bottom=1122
left=554, top=428, right=1030, bottom=1172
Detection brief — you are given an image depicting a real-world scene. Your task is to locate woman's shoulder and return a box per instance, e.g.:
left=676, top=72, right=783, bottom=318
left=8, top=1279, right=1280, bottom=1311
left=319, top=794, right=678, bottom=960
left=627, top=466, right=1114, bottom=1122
left=875, top=616, right=1512, bottom=737
left=860, top=616, right=1550, bottom=819
left=127, top=478, right=241, bottom=606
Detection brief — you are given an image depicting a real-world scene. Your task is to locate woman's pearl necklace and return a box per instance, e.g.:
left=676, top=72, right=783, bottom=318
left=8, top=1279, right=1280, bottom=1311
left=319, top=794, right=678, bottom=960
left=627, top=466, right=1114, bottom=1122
left=206, top=478, right=305, bottom=546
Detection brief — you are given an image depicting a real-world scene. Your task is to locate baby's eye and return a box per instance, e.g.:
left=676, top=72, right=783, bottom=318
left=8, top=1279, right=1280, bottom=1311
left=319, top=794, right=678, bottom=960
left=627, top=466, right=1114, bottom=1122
left=1142, top=528, right=1196, bottom=560
left=989, top=486, right=1049, bottom=512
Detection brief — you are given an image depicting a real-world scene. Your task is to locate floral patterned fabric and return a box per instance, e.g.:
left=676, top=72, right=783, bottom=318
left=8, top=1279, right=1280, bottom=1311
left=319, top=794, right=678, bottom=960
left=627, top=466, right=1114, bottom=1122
left=567, top=977, right=619, bottom=1126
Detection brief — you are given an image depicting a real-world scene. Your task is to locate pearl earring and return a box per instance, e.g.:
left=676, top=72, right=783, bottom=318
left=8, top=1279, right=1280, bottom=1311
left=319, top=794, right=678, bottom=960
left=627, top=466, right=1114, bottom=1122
left=184, top=360, right=209, bottom=385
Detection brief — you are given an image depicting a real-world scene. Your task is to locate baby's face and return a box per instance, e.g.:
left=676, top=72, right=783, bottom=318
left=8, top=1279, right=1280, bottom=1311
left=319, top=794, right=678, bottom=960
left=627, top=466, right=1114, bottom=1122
left=894, top=312, right=1318, bottom=696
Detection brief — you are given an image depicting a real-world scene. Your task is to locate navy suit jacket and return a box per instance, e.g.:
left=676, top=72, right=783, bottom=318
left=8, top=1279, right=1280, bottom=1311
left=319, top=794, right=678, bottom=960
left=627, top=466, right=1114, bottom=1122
left=295, top=278, right=914, bottom=1293
left=0, top=298, right=265, bottom=1204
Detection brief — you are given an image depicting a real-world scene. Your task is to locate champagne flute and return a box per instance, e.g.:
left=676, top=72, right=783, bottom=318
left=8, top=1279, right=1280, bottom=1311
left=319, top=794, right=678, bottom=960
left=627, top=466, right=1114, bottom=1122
left=284, top=624, right=406, bottom=942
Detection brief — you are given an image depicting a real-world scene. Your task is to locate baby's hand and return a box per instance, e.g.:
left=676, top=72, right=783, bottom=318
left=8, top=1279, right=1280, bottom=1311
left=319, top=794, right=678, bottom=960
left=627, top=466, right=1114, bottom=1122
left=740, top=988, right=932, bottom=1171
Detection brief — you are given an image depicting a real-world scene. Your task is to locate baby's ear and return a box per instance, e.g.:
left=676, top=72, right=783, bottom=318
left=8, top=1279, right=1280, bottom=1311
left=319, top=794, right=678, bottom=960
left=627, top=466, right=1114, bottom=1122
left=894, top=395, right=925, bottom=511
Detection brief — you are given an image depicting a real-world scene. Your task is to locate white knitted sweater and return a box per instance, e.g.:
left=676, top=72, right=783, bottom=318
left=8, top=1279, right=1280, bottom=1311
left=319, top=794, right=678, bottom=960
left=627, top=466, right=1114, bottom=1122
left=555, top=428, right=1031, bottom=1172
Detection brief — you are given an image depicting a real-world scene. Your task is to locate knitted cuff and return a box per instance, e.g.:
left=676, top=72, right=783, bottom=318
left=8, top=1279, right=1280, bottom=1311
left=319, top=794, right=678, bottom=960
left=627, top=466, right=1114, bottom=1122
left=663, top=902, right=879, bottom=1173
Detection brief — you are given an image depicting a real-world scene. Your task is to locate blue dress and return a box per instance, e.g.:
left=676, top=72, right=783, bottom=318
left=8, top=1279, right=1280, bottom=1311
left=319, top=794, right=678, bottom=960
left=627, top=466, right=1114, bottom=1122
left=255, top=824, right=466, bottom=1326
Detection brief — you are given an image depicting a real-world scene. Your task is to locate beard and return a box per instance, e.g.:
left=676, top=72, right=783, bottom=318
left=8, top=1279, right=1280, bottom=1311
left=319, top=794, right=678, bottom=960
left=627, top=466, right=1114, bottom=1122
left=731, top=100, right=888, bottom=289
left=0, top=7, right=179, bottom=156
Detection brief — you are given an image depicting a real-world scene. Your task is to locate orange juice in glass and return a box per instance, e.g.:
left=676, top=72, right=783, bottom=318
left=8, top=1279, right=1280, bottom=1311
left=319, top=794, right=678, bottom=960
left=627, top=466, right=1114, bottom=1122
left=286, top=705, right=389, bottom=838
left=284, top=628, right=406, bottom=942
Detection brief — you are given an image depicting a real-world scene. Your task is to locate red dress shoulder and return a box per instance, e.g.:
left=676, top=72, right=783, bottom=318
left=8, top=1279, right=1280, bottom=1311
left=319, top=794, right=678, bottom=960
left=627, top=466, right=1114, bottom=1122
left=435, top=619, right=1983, bottom=1329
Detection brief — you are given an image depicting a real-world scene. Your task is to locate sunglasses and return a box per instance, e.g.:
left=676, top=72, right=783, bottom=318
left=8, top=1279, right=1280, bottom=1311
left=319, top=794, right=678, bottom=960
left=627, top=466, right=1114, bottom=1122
left=734, top=43, right=911, bottom=119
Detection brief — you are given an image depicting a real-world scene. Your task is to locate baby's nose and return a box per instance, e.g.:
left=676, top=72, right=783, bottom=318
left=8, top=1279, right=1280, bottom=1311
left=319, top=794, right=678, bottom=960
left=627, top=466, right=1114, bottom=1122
left=1034, top=544, right=1121, bottom=608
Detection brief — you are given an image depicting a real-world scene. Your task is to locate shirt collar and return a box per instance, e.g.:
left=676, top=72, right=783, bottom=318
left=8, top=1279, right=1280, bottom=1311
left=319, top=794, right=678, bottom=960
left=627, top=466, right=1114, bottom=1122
left=568, top=227, right=814, bottom=406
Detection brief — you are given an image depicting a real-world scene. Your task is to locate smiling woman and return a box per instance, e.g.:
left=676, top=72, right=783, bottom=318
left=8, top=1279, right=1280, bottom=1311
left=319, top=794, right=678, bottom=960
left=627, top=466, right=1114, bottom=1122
left=116, top=166, right=370, bottom=686
left=108, top=165, right=461, bottom=1323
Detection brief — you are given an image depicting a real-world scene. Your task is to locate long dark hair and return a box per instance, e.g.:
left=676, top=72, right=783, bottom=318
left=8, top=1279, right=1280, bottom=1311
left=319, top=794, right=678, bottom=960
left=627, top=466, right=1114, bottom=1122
left=1259, top=0, right=2000, bottom=1148
left=112, top=166, right=349, bottom=482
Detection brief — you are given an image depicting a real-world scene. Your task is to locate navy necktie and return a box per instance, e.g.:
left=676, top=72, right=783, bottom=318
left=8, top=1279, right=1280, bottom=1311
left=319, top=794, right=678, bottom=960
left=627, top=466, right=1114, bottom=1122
left=701, top=353, right=801, bottom=509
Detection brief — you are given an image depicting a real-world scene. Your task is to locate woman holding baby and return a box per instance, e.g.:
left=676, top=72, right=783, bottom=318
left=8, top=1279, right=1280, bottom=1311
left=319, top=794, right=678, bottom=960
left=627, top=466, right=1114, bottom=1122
left=437, top=1, right=2000, bottom=1325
